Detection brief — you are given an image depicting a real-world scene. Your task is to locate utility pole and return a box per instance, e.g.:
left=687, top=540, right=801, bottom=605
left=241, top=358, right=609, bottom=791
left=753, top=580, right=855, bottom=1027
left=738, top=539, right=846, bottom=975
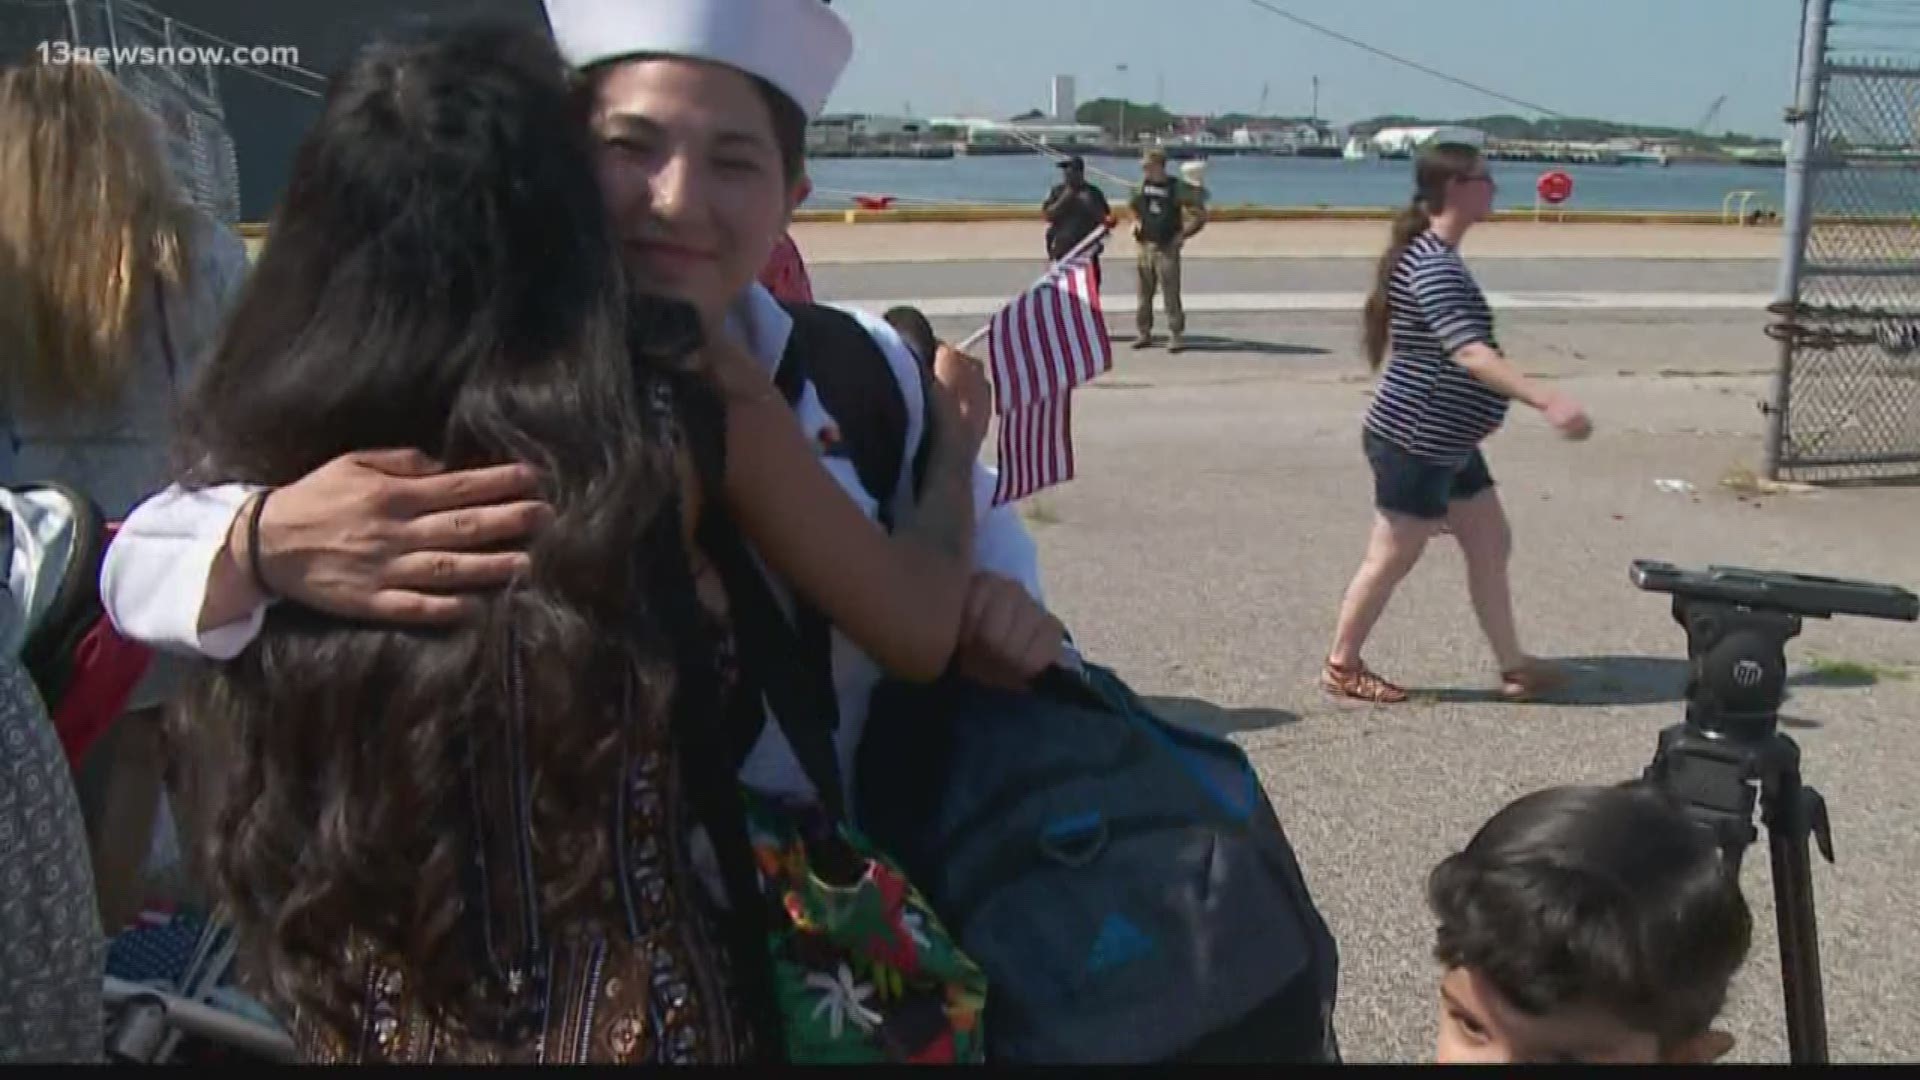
left=1764, top=0, right=1831, bottom=479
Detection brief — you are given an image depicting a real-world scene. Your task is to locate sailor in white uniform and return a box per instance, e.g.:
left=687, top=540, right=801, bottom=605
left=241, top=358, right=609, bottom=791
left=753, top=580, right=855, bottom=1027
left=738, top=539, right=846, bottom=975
left=99, top=0, right=1054, bottom=814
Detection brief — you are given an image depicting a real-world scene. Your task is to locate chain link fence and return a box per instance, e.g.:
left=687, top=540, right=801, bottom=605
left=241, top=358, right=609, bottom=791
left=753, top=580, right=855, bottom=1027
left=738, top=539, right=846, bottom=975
left=2, top=0, right=243, bottom=225
left=1768, top=3, right=1920, bottom=482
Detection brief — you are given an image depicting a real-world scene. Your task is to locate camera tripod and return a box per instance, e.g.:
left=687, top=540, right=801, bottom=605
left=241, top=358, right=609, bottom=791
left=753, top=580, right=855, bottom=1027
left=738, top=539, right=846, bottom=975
left=1632, top=561, right=1920, bottom=1066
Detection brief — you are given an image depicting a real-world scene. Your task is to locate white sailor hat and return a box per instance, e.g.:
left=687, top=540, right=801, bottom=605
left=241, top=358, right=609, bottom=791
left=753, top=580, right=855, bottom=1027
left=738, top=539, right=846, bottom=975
left=542, top=0, right=853, bottom=119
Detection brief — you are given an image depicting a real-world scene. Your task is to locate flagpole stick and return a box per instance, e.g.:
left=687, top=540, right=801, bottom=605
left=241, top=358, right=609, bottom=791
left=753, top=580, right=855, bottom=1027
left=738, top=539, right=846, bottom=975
left=954, top=224, right=1114, bottom=354
left=955, top=322, right=993, bottom=355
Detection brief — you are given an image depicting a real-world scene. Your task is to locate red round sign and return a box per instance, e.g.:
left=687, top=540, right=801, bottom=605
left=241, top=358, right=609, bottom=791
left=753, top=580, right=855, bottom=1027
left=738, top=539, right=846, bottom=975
left=1536, top=170, right=1574, bottom=205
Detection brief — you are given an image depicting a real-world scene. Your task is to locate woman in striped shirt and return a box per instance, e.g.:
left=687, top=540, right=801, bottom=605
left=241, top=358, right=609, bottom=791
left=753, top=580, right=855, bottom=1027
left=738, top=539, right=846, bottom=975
left=1323, top=143, right=1591, bottom=704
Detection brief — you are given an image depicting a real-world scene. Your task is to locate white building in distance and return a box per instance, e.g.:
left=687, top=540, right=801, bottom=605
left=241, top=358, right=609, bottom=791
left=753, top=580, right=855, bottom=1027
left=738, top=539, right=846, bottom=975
left=1368, top=125, right=1488, bottom=155
left=1231, top=119, right=1339, bottom=151
left=806, top=113, right=929, bottom=151
left=1050, top=75, right=1077, bottom=122
left=929, top=116, right=1106, bottom=148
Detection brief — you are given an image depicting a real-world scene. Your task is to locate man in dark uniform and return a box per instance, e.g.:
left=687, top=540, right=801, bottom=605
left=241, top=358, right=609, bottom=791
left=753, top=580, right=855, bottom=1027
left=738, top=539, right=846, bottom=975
left=1042, top=155, right=1111, bottom=285
left=1130, top=146, right=1207, bottom=353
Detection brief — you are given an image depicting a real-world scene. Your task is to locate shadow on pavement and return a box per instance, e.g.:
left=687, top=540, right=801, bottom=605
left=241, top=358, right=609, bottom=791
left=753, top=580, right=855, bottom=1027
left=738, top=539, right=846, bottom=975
left=1788, top=666, right=1882, bottom=689
left=1422, top=655, right=1690, bottom=707
left=1118, top=333, right=1330, bottom=357
left=1421, top=655, right=1880, bottom=713
left=1144, top=695, right=1301, bottom=736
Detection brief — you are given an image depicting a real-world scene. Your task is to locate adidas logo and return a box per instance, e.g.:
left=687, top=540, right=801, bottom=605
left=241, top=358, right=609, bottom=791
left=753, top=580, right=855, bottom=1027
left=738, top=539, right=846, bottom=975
left=1085, top=912, right=1154, bottom=974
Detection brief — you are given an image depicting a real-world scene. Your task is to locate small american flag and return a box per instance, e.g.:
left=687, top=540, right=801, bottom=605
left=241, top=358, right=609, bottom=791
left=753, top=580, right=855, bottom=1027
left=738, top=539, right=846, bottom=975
left=988, top=229, right=1113, bottom=506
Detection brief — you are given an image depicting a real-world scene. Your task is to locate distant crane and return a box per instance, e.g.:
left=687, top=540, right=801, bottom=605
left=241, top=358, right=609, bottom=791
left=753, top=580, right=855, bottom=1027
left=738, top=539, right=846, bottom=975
left=1696, top=94, right=1728, bottom=136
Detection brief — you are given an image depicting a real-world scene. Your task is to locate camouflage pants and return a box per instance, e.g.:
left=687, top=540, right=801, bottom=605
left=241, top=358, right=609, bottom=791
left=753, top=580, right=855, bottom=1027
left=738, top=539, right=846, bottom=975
left=1136, top=241, right=1185, bottom=339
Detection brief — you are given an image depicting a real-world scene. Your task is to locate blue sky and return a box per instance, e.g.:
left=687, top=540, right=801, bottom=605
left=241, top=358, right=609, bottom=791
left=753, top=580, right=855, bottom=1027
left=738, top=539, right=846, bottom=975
left=825, top=0, right=1835, bottom=136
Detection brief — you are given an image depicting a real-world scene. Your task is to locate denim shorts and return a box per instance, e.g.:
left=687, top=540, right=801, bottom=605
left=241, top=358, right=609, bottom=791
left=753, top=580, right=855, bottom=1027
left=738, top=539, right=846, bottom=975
left=1362, top=428, right=1495, bottom=520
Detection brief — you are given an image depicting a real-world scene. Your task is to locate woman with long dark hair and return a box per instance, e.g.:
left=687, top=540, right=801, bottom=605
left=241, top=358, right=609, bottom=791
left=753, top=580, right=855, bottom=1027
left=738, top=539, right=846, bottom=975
left=171, top=21, right=977, bottom=1061
left=1323, top=143, right=1592, bottom=704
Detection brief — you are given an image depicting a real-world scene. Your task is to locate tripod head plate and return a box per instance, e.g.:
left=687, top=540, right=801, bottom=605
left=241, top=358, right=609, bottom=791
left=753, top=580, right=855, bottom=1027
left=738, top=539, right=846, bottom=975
left=1631, top=561, right=1918, bottom=622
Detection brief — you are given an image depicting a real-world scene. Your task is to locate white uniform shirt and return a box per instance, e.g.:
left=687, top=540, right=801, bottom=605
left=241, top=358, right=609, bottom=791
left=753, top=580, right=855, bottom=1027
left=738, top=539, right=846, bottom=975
left=98, top=283, right=1045, bottom=808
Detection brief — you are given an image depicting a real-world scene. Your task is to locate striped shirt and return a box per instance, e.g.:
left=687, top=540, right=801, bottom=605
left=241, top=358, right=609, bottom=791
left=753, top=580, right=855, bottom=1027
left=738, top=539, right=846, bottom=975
left=1364, top=231, right=1510, bottom=461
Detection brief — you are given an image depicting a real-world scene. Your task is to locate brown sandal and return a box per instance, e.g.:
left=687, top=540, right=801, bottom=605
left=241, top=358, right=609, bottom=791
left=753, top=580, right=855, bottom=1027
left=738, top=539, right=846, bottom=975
left=1499, top=659, right=1567, bottom=702
left=1322, top=659, right=1409, bottom=704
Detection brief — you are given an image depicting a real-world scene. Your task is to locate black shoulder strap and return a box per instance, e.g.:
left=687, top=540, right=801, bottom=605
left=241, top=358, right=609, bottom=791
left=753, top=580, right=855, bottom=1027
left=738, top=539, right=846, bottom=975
left=778, top=302, right=913, bottom=530
left=718, top=303, right=943, bottom=820
left=700, top=509, right=848, bottom=820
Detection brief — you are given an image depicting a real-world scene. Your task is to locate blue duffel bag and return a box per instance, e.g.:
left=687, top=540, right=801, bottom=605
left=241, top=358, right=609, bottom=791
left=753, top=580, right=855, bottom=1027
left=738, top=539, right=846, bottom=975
left=856, top=661, right=1340, bottom=1064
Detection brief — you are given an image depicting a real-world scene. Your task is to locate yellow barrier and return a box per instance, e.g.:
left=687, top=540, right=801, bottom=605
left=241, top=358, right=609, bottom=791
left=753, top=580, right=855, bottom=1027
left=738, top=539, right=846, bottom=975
left=238, top=205, right=1805, bottom=241
left=783, top=206, right=1769, bottom=226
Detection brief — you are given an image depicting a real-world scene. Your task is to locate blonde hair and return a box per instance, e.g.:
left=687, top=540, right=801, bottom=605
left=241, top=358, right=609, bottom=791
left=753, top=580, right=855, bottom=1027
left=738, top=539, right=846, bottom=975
left=0, top=58, right=195, bottom=413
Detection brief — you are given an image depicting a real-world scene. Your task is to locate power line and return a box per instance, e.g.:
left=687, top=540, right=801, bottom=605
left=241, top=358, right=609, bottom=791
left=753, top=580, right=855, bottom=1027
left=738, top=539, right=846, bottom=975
left=1238, top=0, right=1569, bottom=118
left=987, top=123, right=1135, bottom=188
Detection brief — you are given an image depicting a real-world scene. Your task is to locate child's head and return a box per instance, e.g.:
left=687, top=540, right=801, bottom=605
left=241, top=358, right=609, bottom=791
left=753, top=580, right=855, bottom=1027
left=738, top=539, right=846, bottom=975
left=882, top=305, right=940, bottom=368
left=1427, top=783, right=1753, bottom=1064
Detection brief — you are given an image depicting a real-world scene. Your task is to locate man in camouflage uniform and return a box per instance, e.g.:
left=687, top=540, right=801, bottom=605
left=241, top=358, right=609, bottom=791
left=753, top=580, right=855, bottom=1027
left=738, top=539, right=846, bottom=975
left=1129, top=147, right=1208, bottom=354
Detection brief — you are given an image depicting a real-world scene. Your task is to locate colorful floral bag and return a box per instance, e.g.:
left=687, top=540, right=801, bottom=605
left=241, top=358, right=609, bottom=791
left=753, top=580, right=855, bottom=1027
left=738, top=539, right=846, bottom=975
left=700, top=506, right=988, bottom=1064
left=744, top=793, right=985, bottom=1063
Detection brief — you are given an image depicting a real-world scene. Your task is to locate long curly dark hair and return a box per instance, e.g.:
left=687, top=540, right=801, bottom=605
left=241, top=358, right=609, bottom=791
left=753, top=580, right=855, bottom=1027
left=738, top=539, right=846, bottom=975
left=170, top=21, right=723, bottom=1041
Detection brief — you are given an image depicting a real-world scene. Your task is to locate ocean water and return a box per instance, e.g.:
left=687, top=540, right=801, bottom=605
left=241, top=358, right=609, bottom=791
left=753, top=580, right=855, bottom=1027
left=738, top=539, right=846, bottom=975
left=806, top=154, right=1791, bottom=214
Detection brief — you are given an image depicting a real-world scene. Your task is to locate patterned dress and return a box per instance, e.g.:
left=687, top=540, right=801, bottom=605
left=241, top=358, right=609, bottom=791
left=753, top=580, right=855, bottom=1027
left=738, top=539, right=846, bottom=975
left=298, top=375, right=762, bottom=1064
left=299, top=723, right=755, bottom=1065
left=0, top=654, right=104, bottom=1063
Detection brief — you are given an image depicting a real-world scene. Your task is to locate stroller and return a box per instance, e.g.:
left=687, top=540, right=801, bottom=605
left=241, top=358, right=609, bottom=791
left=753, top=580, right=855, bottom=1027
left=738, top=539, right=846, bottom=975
left=99, top=904, right=296, bottom=1063
left=4, top=483, right=296, bottom=1064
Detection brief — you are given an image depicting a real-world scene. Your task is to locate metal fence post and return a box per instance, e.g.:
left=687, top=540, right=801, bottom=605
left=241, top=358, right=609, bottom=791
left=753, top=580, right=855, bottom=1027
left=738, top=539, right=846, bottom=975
left=1765, top=0, right=1832, bottom=480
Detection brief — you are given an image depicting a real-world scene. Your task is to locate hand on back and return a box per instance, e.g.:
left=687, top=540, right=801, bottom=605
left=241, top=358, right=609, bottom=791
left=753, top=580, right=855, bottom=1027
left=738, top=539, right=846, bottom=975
left=249, top=449, right=549, bottom=625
